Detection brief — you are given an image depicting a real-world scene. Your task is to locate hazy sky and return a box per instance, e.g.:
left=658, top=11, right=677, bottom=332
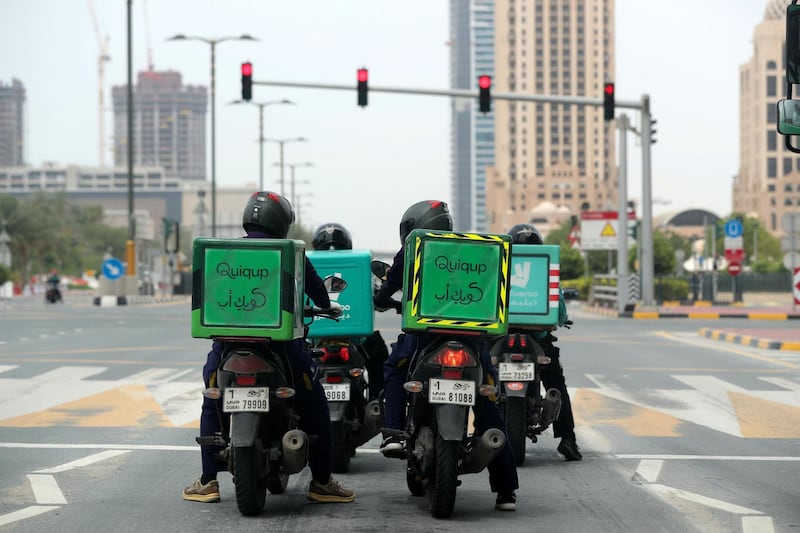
left=0, top=0, right=777, bottom=251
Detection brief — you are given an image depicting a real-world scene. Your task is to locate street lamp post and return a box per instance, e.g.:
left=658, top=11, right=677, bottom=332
left=229, top=99, right=295, bottom=190
left=277, top=162, right=314, bottom=208
left=167, top=33, right=258, bottom=237
left=264, top=137, right=307, bottom=196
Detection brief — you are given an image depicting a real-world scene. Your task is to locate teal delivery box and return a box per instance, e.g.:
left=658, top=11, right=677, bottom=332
left=191, top=238, right=306, bottom=340
left=306, top=249, right=374, bottom=339
left=508, top=244, right=560, bottom=327
left=401, top=229, right=511, bottom=335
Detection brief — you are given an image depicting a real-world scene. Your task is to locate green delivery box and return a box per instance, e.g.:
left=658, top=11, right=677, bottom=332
left=508, top=244, right=560, bottom=326
left=306, top=250, right=374, bottom=339
left=402, top=229, right=511, bottom=335
left=191, top=238, right=305, bottom=340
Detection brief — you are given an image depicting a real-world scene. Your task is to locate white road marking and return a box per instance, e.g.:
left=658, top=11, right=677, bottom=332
left=0, top=442, right=196, bottom=451
left=758, top=376, right=800, bottom=390
left=27, top=474, right=66, bottom=504
left=34, top=450, right=131, bottom=474
left=634, top=459, right=663, bottom=483
left=618, top=454, right=800, bottom=461
left=0, top=506, right=60, bottom=527
left=742, top=516, right=775, bottom=533
left=648, top=483, right=761, bottom=514
left=0, top=365, right=18, bottom=375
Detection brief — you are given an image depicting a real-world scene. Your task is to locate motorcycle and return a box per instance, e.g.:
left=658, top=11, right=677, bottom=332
left=493, top=292, right=576, bottom=466
left=196, top=276, right=345, bottom=517
left=373, top=260, right=506, bottom=519
left=45, top=280, right=62, bottom=303
left=310, top=337, right=381, bottom=473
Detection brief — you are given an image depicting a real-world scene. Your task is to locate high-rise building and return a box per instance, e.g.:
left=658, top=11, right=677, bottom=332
left=734, top=0, right=799, bottom=235
left=0, top=79, right=26, bottom=167
left=449, top=0, right=495, bottom=232
left=112, top=71, right=207, bottom=182
left=488, top=0, right=617, bottom=234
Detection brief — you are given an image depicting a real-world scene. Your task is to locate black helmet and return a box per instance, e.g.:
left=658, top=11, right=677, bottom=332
left=312, top=223, right=353, bottom=250
left=508, top=223, right=543, bottom=245
left=242, top=191, right=295, bottom=238
left=399, top=200, right=453, bottom=243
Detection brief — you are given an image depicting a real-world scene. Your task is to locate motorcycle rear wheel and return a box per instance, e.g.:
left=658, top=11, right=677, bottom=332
left=406, top=461, right=426, bottom=496
left=331, top=421, right=351, bottom=473
left=233, top=445, right=267, bottom=516
left=428, top=435, right=458, bottom=518
left=505, top=397, right=527, bottom=467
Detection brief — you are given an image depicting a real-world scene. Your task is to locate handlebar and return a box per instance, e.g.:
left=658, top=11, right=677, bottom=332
left=304, top=306, right=342, bottom=320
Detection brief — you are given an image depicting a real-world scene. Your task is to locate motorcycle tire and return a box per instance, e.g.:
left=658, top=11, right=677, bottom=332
left=330, top=421, right=350, bottom=473
left=266, top=470, right=288, bottom=495
left=232, top=445, right=267, bottom=516
left=505, top=397, right=527, bottom=467
left=406, top=461, right=426, bottom=496
left=428, top=435, right=458, bottom=519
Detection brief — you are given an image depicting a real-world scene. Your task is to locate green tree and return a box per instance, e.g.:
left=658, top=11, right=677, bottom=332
left=628, top=231, right=677, bottom=276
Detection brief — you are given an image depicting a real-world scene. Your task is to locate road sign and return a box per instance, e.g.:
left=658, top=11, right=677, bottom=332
left=794, top=268, right=800, bottom=305
left=781, top=212, right=800, bottom=233
left=723, top=236, right=744, bottom=250
left=783, top=251, right=800, bottom=271
left=724, top=249, right=744, bottom=263
left=580, top=211, right=636, bottom=251
left=782, top=235, right=799, bottom=252
left=727, top=261, right=742, bottom=276
left=724, top=219, right=743, bottom=238
left=102, top=258, right=125, bottom=280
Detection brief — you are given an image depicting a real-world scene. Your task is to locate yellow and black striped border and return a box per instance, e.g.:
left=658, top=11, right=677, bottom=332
left=409, top=231, right=510, bottom=330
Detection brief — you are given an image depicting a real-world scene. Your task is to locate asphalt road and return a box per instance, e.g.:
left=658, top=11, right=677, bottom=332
left=0, top=297, right=798, bottom=532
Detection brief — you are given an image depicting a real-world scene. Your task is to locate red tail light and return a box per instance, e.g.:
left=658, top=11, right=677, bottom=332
left=507, top=333, right=528, bottom=350
left=510, top=354, right=525, bottom=362
left=321, top=345, right=350, bottom=363
left=442, top=369, right=463, bottom=380
left=325, top=375, right=344, bottom=384
left=236, top=375, right=257, bottom=386
left=431, top=342, right=477, bottom=367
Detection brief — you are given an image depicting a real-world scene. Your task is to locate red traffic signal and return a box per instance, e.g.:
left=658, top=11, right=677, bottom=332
left=478, top=75, right=491, bottom=113
left=241, top=62, right=253, bottom=101
left=603, top=82, right=614, bottom=121
left=357, top=68, right=368, bottom=107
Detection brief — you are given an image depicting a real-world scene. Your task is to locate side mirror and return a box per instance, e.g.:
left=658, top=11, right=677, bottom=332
left=371, top=260, right=391, bottom=280
left=777, top=99, right=800, bottom=136
left=323, top=275, right=347, bottom=293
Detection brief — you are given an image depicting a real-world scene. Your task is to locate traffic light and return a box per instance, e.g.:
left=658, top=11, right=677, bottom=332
left=603, top=82, right=615, bottom=121
left=357, top=68, right=368, bottom=107
left=478, top=75, right=491, bottom=113
left=241, top=62, right=253, bottom=101
left=650, top=119, right=657, bottom=144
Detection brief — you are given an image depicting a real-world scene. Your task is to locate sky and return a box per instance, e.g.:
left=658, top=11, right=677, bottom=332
left=0, top=0, right=778, bottom=251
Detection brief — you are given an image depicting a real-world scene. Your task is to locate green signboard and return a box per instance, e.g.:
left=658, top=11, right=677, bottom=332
left=402, top=229, right=511, bottom=334
left=191, top=238, right=304, bottom=340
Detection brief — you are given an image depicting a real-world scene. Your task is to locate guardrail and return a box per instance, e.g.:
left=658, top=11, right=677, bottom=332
left=590, top=275, right=618, bottom=307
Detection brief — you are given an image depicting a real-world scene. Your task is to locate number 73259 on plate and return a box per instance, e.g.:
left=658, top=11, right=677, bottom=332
left=428, top=378, right=475, bottom=406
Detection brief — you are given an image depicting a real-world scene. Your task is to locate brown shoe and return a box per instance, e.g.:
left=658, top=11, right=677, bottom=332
left=182, top=478, right=220, bottom=503
left=307, top=477, right=355, bottom=503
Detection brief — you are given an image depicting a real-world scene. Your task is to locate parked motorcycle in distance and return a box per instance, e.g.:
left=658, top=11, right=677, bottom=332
left=197, top=276, right=345, bottom=516
left=373, top=260, right=506, bottom=519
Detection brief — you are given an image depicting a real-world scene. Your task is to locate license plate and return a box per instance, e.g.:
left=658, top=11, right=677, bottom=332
left=499, top=363, right=534, bottom=381
left=323, top=383, right=350, bottom=402
left=429, top=378, right=475, bottom=406
left=223, top=387, right=269, bottom=413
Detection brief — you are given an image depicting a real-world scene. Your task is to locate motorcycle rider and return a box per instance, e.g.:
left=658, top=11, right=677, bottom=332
left=311, top=222, right=390, bottom=400
left=45, top=269, right=62, bottom=303
left=183, top=191, right=356, bottom=504
left=374, top=200, right=519, bottom=511
left=507, top=223, right=581, bottom=461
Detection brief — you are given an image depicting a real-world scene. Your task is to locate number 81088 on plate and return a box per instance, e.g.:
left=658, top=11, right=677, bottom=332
left=429, top=378, right=475, bottom=406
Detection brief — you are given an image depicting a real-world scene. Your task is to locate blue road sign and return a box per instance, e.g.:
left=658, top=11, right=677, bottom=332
left=102, top=258, right=125, bottom=280
left=724, top=219, right=743, bottom=238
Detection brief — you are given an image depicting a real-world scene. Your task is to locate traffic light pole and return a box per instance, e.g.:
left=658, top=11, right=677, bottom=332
left=252, top=78, right=655, bottom=306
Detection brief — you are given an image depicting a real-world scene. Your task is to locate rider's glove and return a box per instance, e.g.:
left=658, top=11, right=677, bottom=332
left=326, top=301, right=343, bottom=317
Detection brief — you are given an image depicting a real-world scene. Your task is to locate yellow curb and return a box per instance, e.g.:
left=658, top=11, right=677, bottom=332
left=748, top=313, right=788, bottom=320
left=632, top=312, right=659, bottom=319
left=780, top=342, right=800, bottom=351
left=688, top=313, right=720, bottom=319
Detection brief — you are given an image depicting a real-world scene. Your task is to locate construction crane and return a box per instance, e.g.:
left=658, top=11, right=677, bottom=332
left=143, top=0, right=154, bottom=71
left=87, top=0, right=111, bottom=167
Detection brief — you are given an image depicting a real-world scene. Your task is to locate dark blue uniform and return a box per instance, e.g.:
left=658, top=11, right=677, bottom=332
left=375, top=247, right=519, bottom=495
left=198, top=231, right=334, bottom=484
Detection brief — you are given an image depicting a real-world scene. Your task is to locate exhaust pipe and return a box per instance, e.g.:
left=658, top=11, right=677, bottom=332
left=540, top=388, right=562, bottom=428
left=356, top=399, right=382, bottom=447
left=281, top=429, right=309, bottom=475
left=462, top=428, right=506, bottom=474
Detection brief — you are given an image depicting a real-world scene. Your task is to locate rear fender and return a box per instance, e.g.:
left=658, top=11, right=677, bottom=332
left=230, top=412, right=261, bottom=447
left=327, top=401, right=347, bottom=422
left=434, top=404, right=468, bottom=441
